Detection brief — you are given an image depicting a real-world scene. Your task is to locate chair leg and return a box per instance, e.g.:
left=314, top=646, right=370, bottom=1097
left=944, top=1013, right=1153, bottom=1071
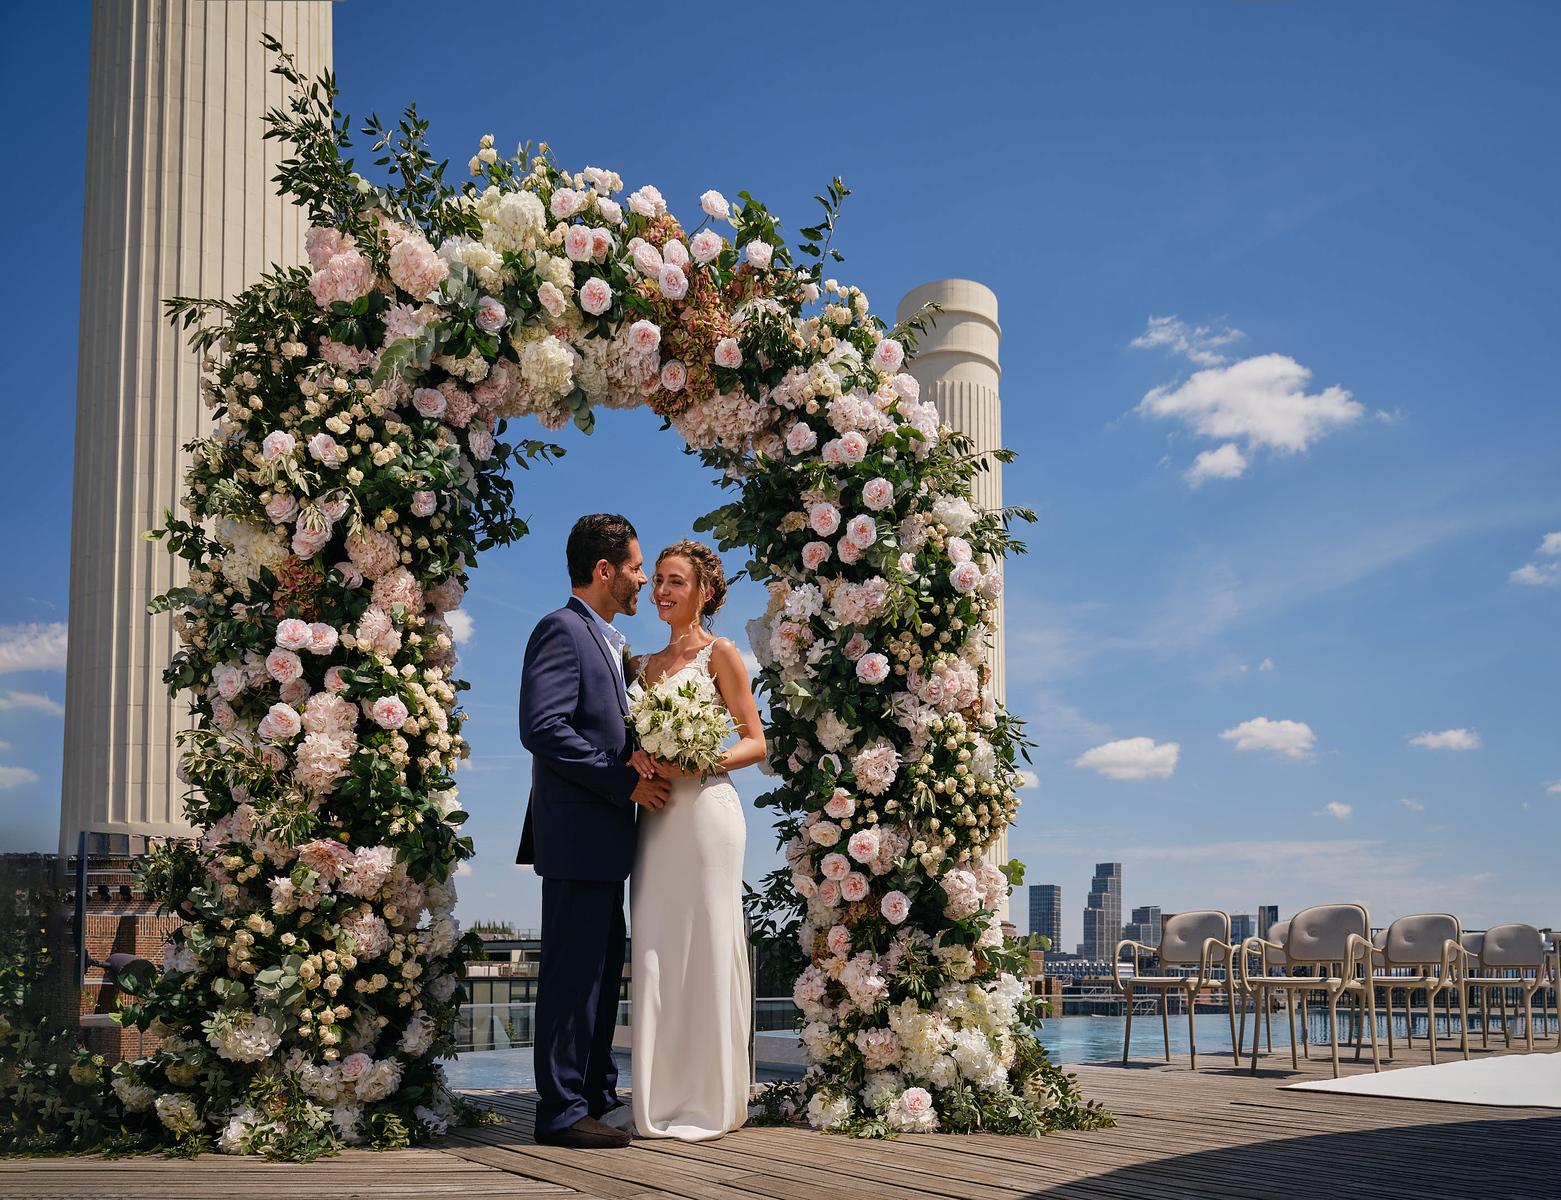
left=1161, top=988, right=1171, bottom=1063
left=1365, top=984, right=1382, bottom=1072
left=1481, top=986, right=1490, bottom=1048
left=1287, top=989, right=1299, bottom=1070
left=1250, top=988, right=1263, bottom=1074
left=1122, top=982, right=1133, bottom=1064
left=1328, top=996, right=1341, bottom=1078
left=1458, top=982, right=1470, bottom=1061
left=1265, top=998, right=1273, bottom=1052
left=1187, top=988, right=1198, bottom=1070
left=1500, top=984, right=1512, bottom=1049
left=1353, top=992, right=1366, bottom=1062
left=1299, top=994, right=1310, bottom=1059
left=1227, top=982, right=1240, bottom=1067
left=1428, top=988, right=1439, bottom=1065
left=1384, top=985, right=1396, bottom=1058
left=1525, top=989, right=1535, bottom=1052
left=1237, top=992, right=1247, bottom=1055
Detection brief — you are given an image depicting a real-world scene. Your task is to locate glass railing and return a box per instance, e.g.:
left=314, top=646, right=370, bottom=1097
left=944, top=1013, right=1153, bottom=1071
left=455, top=997, right=798, bottom=1051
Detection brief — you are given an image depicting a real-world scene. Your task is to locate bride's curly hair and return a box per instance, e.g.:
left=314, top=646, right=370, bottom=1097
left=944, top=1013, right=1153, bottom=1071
left=656, top=539, right=728, bottom=626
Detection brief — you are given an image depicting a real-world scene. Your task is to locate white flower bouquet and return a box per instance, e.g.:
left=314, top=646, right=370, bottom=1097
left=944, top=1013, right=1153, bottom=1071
left=627, top=670, right=734, bottom=777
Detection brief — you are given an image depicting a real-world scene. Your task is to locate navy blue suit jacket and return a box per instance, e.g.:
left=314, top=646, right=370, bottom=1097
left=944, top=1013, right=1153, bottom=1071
left=516, top=597, right=639, bottom=881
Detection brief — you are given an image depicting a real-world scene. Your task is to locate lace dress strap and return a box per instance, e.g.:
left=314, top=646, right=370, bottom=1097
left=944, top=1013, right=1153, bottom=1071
left=693, top=640, right=718, bottom=675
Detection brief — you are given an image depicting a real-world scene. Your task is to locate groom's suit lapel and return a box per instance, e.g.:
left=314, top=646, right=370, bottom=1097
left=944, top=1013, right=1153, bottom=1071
left=566, top=597, right=629, bottom=715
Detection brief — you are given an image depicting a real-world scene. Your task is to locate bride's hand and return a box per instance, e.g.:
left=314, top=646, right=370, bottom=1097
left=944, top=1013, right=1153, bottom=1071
left=651, top=757, right=693, bottom=779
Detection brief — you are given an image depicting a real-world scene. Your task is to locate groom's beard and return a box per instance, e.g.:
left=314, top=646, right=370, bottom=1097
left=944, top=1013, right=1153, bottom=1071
left=610, top=570, right=640, bottom=616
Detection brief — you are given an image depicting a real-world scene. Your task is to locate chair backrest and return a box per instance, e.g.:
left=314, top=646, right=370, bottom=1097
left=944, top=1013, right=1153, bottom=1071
left=1461, top=931, right=1485, bottom=958
left=1382, top=913, right=1460, bottom=967
left=1264, top=919, right=1291, bottom=966
left=1481, top=923, right=1543, bottom=968
left=1286, top=903, right=1369, bottom=964
left=1159, top=909, right=1230, bottom=966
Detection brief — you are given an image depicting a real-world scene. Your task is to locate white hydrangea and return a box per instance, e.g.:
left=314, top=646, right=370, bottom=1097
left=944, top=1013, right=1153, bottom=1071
left=112, top=1075, right=156, bottom=1112
left=805, top=1091, right=852, bottom=1130
left=205, top=1012, right=282, bottom=1063
left=155, top=1092, right=203, bottom=1136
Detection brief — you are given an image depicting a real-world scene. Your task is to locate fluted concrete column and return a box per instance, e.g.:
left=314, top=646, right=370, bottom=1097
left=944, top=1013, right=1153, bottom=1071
left=896, top=279, right=1008, bottom=914
left=60, top=1, right=333, bottom=855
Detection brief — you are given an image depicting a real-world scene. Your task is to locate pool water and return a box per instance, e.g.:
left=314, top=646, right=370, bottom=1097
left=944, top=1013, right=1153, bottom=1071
left=442, top=1010, right=1555, bottom=1092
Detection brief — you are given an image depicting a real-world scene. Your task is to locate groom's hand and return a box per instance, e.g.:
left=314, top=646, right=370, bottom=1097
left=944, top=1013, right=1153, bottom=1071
left=632, top=775, right=671, bottom=811
left=629, top=749, right=659, bottom=780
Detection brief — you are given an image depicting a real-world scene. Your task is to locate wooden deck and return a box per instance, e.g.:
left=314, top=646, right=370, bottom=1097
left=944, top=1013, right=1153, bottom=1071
left=3, top=1041, right=1556, bottom=1199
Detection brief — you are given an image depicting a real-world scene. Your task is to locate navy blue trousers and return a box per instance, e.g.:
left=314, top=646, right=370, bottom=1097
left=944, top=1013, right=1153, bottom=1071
left=533, top=877, right=626, bottom=1135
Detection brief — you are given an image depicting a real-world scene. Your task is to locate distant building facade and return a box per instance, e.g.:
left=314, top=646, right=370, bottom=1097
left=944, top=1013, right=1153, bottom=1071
left=1230, top=913, right=1257, bottom=944
left=1081, top=862, right=1123, bottom=960
left=1028, top=884, right=1062, bottom=949
left=1257, top=905, right=1279, bottom=940
left=1124, top=904, right=1162, bottom=949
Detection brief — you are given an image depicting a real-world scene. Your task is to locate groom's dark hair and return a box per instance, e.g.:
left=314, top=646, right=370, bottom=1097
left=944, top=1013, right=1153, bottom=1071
left=567, top=513, right=639, bottom=585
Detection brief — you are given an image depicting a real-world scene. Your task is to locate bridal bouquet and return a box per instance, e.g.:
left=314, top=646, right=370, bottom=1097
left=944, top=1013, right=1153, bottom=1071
left=627, top=672, right=734, bottom=777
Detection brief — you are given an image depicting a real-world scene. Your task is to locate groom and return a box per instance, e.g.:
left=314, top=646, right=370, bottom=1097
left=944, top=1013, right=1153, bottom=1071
left=517, top=513, right=670, bottom=1149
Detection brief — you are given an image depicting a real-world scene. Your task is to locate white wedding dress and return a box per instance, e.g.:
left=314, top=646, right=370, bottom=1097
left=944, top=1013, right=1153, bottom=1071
left=629, top=642, right=751, bottom=1141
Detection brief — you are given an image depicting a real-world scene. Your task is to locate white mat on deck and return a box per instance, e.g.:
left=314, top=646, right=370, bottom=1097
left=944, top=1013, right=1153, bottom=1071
left=1285, top=1052, right=1561, bottom=1107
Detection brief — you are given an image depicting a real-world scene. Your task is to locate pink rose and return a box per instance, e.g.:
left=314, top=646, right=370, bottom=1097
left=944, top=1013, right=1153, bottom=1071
left=982, top=572, right=1004, bottom=600
left=333, top=561, right=363, bottom=589
left=881, top=891, right=910, bottom=925
left=275, top=618, right=313, bottom=651
left=579, top=277, right=613, bottom=316
left=846, top=514, right=878, bottom=548
left=801, top=541, right=832, bottom=572
left=893, top=372, right=920, bottom=401
left=949, top=562, right=982, bottom=594
left=659, top=360, right=687, bottom=392
left=786, top=423, right=818, bottom=455
left=631, top=241, right=664, bottom=276
left=628, top=184, right=666, bottom=217
left=258, top=702, right=302, bottom=741
left=265, top=494, right=299, bottom=524
left=690, top=229, right=722, bottom=263
left=714, top=337, right=742, bottom=369
left=807, top=820, right=842, bottom=848
left=792, top=873, right=817, bottom=899
left=369, top=695, right=408, bottom=730
left=839, top=431, right=869, bottom=464
left=339, top=1052, right=372, bottom=1082
left=837, top=537, right=862, bottom=565
left=262, top=431, right=296, bottom=462
left=820, top=852, right=851, bottom=881
left=824, top=788, right=855, bottom=819
left=872, top=338, right=905, bottom=373
left=324, top=665, right=349, bottom=693
left=808, top=503, right=840, bottom=537
left=847, top=828, right=881, bottom=864
left=862, top=478, right=894, bottom=511
left=817, top=879, right=842, bottom=907
left=266, top=648, right=303, bottom=685
left=699, top=189, right=730, bottom=219
left=321, top=496, right=350, bottom=522
left=662, top=239, right=690, bottom=268
left=308, top=432, right=346, bottom=467
left=745, top=240, right=773, bottom=269
left=590, top=228, right=614, bottom=260
left=657, top=263, right=688, bottom=301
left=212, top=664, right=244, bottom=700
left=210, top=698, right=237, bottom=730
left=468, top=428, right=494, bottom=461
left=475, top=296, right=508, bottom=332
left=564, top=224, right=594, bottom=262
left=841, top=633, right=868, bottom=661
left=947, top=536, right=973, bottom=564
left=628, top=320, right=661, bottom=353
left=412, top=387, right=447, bottom=420
left=291, top=524, right=331, bottom=559
left=900, top=1086, right=932, bottom=1116
left=280, top=676, right=308, bottom=704
left=826, top=925, right=852, bottom=956
left=550, top=188, right=583, bottom=218
left=537, top=281, right=566, bottom=318
left=411, top=491, right=437, bottom=518
left=855, top=653, right=889, bottom=685
left=308, top=623, right=339, bottom=655
left=840, top=872, right=869, bottom=903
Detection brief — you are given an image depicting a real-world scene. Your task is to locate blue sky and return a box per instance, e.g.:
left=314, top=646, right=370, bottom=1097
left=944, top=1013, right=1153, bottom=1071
left=2, top=2, right=1556, bottom=950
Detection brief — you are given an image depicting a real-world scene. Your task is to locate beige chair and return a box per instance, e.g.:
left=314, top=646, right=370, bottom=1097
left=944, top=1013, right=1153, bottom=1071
left=1112, top=910, right=1239, bottom=1069
left=1368, top=914, right=1470, bottom=1063
left=1236, top=918, right=1309, bottom=1064
left=1462, top=923, right=1550, bottom=1051
left=1242, top=903, right=1381, bottom=1077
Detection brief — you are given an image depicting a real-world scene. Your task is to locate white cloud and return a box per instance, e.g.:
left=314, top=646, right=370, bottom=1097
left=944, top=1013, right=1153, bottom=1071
left=740, top=650, right=761, bottom=676
left=445, top=610, right=474, bottom=645
left=1138, top=353, right=1365, bottom=483
left=1510, top=531, right=1561, bottom=587
left=0, top=765, right=38, bottom=789
left=1220, top=716, right=1316, bottom=760
left=0, top=690, right=64, bottom=716
left=1073, top=737, right=1180, bottom=781
left=1544, top=781, right=1560, bottom=796
left=1399, top=797, right=1425, bottom=812
left=1130, top=315, right=1245, bottom=367
left=0, top=623, right=68, bottom=674
left=1408, top=728, right=1481, bottom=751
left=454, top=861, right=473, bottom=876
left=1015, top=770, right=1041, bottom=790
left=0, top=739, right=9, bottom=752
left=1316, top=801, right=1352, bottom=820
left=1258, top=657, right=1275, bottom=672
left=1185, top=442, right=1248, bottom=486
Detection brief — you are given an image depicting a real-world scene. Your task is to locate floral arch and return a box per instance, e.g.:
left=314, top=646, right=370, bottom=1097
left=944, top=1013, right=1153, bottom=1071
left=97, top=44, right=1108, bottom=1156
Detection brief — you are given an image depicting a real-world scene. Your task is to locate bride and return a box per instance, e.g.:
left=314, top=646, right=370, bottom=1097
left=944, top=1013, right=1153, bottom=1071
left=622, top=539, right=765, bottom=1141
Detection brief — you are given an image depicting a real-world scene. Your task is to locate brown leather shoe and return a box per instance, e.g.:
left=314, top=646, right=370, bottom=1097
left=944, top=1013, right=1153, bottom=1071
left=535, top=1114, right=631, bottom=1149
